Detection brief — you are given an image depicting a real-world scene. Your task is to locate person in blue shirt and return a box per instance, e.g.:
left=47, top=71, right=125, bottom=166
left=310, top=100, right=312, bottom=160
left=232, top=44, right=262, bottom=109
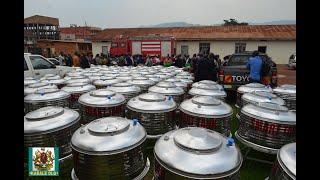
left=246, top=50, right=263, bottom=83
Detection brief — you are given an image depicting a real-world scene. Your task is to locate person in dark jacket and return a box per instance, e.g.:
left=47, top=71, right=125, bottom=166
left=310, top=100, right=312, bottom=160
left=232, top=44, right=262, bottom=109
left=195, top=54, right=215, bottom=82
left=191, top=54, right=198, bottom=73
left=174, top=54, right=183, bottom=68
left=80, top=52, right=90, bottom=69
left=208, top=53, right=217, bottom=81
left=136, top=54, right=144, bottom=65
left=125, top=54, right=134, bottom=66
left=118, top=55, right=125, bottom=66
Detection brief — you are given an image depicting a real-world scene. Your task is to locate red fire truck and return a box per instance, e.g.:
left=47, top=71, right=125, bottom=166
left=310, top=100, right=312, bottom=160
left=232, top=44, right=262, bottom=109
left=109, top=34, right=175, bottom=58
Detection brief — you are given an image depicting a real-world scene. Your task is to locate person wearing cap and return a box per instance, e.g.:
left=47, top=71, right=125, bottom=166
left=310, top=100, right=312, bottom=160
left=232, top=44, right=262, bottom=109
left=246, top=50, right=263, bottom=83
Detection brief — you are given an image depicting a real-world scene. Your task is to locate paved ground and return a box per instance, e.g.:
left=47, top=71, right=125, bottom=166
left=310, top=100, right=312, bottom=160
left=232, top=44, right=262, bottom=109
left=277, top=64, right=296, bottom=85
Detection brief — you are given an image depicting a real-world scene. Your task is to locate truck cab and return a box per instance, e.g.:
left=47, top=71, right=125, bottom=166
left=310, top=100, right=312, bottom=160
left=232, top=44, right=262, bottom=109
left=218, top=51, right=277, bottom=90
left=24, top=53, right=74, bottom=79
left=109, top=39, right=130, bottom=57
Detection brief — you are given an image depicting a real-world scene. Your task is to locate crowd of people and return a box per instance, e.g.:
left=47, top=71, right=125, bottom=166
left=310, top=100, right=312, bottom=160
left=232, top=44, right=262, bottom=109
left=54, top=51, right=233, bottom=82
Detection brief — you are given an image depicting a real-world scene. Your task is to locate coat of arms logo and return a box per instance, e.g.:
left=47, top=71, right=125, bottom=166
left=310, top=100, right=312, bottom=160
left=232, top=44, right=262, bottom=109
left=28, top=147, right=59, bottom=176
left=33, top=147, right=55, bottom=171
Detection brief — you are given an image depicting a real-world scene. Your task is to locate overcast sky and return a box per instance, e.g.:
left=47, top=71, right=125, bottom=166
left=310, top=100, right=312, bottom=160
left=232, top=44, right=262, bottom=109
left=24, top=0, right=296, bottom=28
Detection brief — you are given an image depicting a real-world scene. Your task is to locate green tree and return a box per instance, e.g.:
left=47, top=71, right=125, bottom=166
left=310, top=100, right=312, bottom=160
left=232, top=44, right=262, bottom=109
left=223, top=19, right=248, bottom=26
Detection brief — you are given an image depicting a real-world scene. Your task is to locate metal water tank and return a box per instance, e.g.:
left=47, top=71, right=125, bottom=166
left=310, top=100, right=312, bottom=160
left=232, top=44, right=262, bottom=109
left=179, top=96, right=233, bottom=137
left=41, top=76, right=67, bottom=89
left=241, top=91, right=286, bottom=108
left=66, top=77, right=91, bottom=85
left=24, top=77, right=39, bottom=87
left=93, top=77, right=123, bottom=89
left=154, top=127, right=242, bottom=179
left=24, top=106, right=80, bottom=162
left=192, top=80, right=222, bottom=89
left=70, top=117, right=150, bottom=180
left=235, top=102, right=296, bottom=153
left=148, top=81, right=185, bottom=105
left=24, top=89, right=70, bottom=113
left=144, top=75, right=163, bottom=84
left=273, top=84, right=296, bottom=111
left=24, top=82, right=58, bottom=96
left=164, top=78, right=188, bottom=92
left=61, top=82, right=96, bottom=110
left=178, top=78, right=194, bottom=91
left=106, top=82, right=141, bottom=103
left=126, top=77, right=155, bottom=94
left=188, top=85, right=227, bottom=102
left=116, top=74, right=133, bottom=81
left=78, top=89, right=126, bottom=124
left=126, top=93, right=177, bottom=139
left=236, top=83, right=272, bottom=108
left=268, top=143, right=296, bottom=180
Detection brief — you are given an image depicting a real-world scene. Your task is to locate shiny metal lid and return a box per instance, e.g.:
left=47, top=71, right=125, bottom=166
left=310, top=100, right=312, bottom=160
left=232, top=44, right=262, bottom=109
left=177, top=78, right=193, bottom=85
left=127, top=93, right=177, bottom=113
left=71, top=117, right=146, bottom=155
left=24, top=78, right=39, bottom=86
left=93, top=79, right=123, bottom=87
left=164, top=78, right=181, bottom=83
left=273, top=84, right=296, bottom=95
left=66, top=72, right=83, bottom=77
left=116, top=74, right=133, bottom=81
left=106, top=83, right=141, bottom=94
left=61, top=83, right=96, bottom=94
left=237, top=83, right=272, bottom=94
left=192, top=80, right=219, bottom=88
left=241, top=102, right=296, bottom=124
left=189, top=85, right=227, bottom=98
left=126, top=77, right=155, bottom=87
left=154, top=74, right=171, bottom=79
left=78, top=89, right=126, bottom=107
left=88, top=76, right=102, bottom=82
left=41, top=78, right=67, bottom=85
left=154, top=127, right=242, bottom=178
left=175, top=75, right=195, bottom=80
left=242, top=91, right=286, bottom=106
left=24, top=106, right=79, bottom=134
left=24, top=89, right=70, bottom=102
left=148, top=82, right=184, bottom=96
left=64, top=75, right=87, bottom=81
left=180, top=96, right=232, bottom=118
left=278, top=143, right=296, bottom=178
left=172, top=82, right=187, bottom=90
left=66, top=78, right=91, bottom=84
left=24, top=83, right=58, bottom=95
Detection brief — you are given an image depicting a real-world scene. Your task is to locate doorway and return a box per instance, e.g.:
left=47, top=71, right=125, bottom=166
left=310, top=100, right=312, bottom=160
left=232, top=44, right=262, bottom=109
left=181, top=46, right=189, bottom=57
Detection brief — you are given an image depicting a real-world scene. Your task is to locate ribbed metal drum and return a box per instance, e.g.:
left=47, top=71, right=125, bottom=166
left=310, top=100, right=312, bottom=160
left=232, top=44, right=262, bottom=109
left=148, top=81, right=185, bottom=105
left=78, top=89, right=126, bottom=124
left=24, top=77, right=39, bottom=87
left=70, top=117, right=150, bottom=180
left=235, top=102, right=296, bottom=154
left=236, top=83, right=273, bottom=108
left=24, top=82, right=58, bottom=96
left=126, top=93, right=177, bottom=139
left=179, top=96, right=233, bottom=137
left=24, top=88, right=71, bottom=113
left=268, top=143, right=296, bottom=180
left=93, top=77, right=123, bottom=89
left=188, top=85, right=227, bottom=102
left=24, top=106, right=80, bottom=162
left=192, top=80, right=222, bottom=89
left=106, top=83, right=141, bottom=103
left=241, top=91, right=286, bottom=108
left=41, top=76, right=67, bottom=89
left=273, top=85, right=296, bottom=111
left=61, top=82, right=96, bottom=110
left=154, top=127, right=242, bottom=179
left=126, top=77, right=155, bottom=94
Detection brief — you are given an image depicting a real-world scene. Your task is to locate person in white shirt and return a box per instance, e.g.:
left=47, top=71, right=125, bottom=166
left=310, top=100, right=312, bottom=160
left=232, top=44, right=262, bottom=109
left=58, top=52, right=65, bottom=65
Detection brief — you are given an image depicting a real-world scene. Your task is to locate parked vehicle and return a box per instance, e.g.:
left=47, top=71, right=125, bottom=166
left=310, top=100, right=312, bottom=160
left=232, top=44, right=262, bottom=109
left=24, top=53, right=75, bottom=79
left=46, top=58, right=60, bottom=65
left=218, top=51, right=277, bottom=90
left=287, top=53, right=296, bottom=69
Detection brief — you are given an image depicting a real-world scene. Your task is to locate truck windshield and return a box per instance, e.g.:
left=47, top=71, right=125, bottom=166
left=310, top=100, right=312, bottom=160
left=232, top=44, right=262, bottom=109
left=120, top=42, right=126, bottom=48
left=111, top=43, right=118, bottom=48
left=228, top=55, right=267, bottom=66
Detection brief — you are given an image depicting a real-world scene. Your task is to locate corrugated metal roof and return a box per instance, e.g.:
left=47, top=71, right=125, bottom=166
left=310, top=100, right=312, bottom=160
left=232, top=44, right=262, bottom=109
left=91, top=25, right=296, bottom=41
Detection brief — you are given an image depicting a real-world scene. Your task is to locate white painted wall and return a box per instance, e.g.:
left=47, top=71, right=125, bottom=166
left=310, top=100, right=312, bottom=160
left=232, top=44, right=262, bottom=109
left=92, top=42, right=111, bottom=56
left=176, top=40, right=295, bottom=64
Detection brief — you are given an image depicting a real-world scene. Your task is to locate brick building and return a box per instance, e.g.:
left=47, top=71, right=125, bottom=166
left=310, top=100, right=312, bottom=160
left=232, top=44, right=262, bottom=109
left=59, top=26, right=102, bottom=41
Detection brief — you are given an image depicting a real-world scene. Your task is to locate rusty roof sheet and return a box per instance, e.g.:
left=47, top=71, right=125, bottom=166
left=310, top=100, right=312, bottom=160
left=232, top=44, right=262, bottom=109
left=91, top=25, right=295, bottom=41
left=24, top=15, right=59, bottom=26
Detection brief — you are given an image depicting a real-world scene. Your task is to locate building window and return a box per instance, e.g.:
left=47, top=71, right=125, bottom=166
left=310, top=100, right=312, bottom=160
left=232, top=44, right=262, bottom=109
left=199, top=43, right=210, bottom=55
left=258, top=46, right=267, bottom=53
left=120, top=42, right=126, bottom=48
left=111, top=42, right=118, bottom=48
left=102, top=46, right=108, bottom=54
left=235, top=43, right=246, bottom=53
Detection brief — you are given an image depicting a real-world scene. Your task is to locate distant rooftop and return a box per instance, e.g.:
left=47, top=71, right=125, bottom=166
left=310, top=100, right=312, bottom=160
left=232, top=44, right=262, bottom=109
left=24, top=15, right=59, bottom=26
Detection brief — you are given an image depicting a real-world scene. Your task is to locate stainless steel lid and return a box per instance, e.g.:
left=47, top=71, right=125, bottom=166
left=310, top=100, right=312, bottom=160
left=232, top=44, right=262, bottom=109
left=106, top=83, right=141, bottom=94
left=41, top=78, right=67, bottom=85
left=24, top=106, right=79, bottom=134
left=127, top=93, right=177, bottom=113
left=126, top=77, right=155, bottom=87
left=64, top=75, right=87, bottom=81
left=180, top=96, right=233, bottom=118
left=278, top=142, right=296, bottom=178
left=66, top=78, right=91, bottom=84
left=78, top=89, right=126, bottom=107
left=24, top=89, right=71, bottom=102
left=93, top=79, right=123, bottom=87
left=154, top=73, right=171, bottom=79
left=61, top=83, right=96, bottom=94
left=273, top=84, right=296, bottom=95
left=237, top=83, right=272, bottom=94
left=241, top=102, right=296, bottom=124
left=154, top=127, right=242, bottom=178
left=148, top=82, right=184, bottom=95
left=88, top=76, right=102, bottom=82
left=242, top=91, right=286, bottom=106
left=175, top=75, right=195, bottom=80
left=66, top=72, right=83, bottom=77
left=24, top=78, right=39, bottom=86
left=172, top=82, right=187, bottom=90
left=189, top=85, right=227, bottom=98
left=24, top=83, right=58, bottom=95
left=192, top=80, right=219, bottom=88
left=71, top=117, right=146, bottom=155
left=164, top=78, right=181, bottom=83
left=177, top=78, right=193, bottom=85
left=116, top=74, right=133, bottom=81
